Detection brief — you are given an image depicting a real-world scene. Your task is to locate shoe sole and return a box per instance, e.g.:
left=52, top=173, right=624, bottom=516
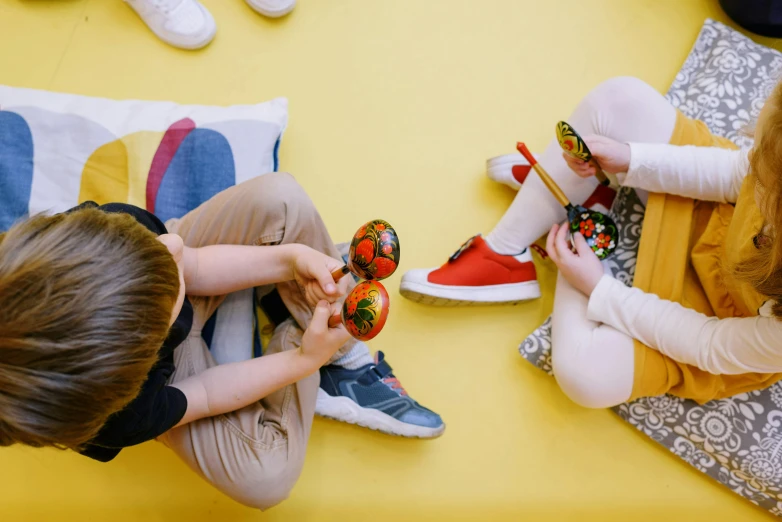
left=126, top=2, right=217, bottom=50
left=399, top=279, right=541, bottom=306
left=315, top=389, right=446, bottom=439
left=246, top=0, right=296, bottom=17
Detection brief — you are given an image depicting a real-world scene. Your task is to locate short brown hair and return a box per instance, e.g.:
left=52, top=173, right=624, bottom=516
left=0, top=208, right=180, bottom=451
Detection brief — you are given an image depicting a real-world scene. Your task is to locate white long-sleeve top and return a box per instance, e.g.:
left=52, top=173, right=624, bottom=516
left=586, top=144, right=782, bottom=375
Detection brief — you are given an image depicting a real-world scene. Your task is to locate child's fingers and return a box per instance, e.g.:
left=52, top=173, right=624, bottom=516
left=574, top=164, right=594, bottom=178
left=562, top=153, right=592, bottom=177
left=304, top=286, right=318, bottom=307
left=309, top=282, right=338, bottom=305
left=554, top=221, right=575, bottom=261
left=562, top=154, right=582, bottom=173
left=563, top=156, right=596, bottom=178
left=309, top=300, right=331, bottom=334
left=337, top=276, right=351, bottom=296
left=311, top=264, right=338, bottom=296
left=546, top=224, right=560, bottom=264
left=572, top=232, right=594, bottom=258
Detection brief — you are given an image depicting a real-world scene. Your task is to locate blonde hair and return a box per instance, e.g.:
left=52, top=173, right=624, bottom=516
left=734, top=80, right=782, bottom=317
left=0, top=208, right=179, bottom=450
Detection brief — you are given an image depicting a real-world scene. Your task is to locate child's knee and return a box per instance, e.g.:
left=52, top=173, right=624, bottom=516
left=583, top=76, right=656, bottom=119
left=233, top=460, right=302, bottom=511
left=551, top=339, right=619, bottom=409
left=241, top=485, right=293, bottom=511
left=243, top=172, right=317, bottom=223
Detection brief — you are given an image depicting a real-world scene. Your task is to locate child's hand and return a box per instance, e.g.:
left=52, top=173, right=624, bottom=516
left=291, top=245, right=350, bottom=307
left=546, top=222, right=604, bottom=297
left=300, top=301, right=351, bottom=365
left=562, top=134, right=631, bottom=177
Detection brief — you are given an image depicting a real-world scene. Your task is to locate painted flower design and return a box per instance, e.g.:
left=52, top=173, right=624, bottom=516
left=342, top=281, right=389, bottom=341
left=594, top=233, right=613, bottom=250
left=627, top=395, right=685, bottom=431
left=579, top=219, right=595, bottom=238
left=699, top=411, right=734, bottom=444
left=770, top=384, right=782, bottom=410
left=740, top=450, right=782, bottom=488
left=348, top=219, right=400, bottom=280
left=671, top=437, right=716, bottom=472
left=556, top=121, right=591, bottom=161
left=713, top=46, right=750, bottom=76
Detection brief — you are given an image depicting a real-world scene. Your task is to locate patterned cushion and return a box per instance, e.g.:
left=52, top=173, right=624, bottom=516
left=0, top=85, right=288, bottom=230
left=519, top=19, right=782, bottom=515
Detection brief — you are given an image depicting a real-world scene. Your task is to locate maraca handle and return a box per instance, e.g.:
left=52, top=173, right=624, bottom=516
left=331, top=265, right=350, bottom=282
left=517, top=142, right=570, bottom=208
left=590, top=161, right=610, bottom=186
left=328, top=314, right=342, bottom=329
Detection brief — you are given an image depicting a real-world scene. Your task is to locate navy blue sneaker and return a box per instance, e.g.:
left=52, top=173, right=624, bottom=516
left=316, top=352, right=445, bottom=438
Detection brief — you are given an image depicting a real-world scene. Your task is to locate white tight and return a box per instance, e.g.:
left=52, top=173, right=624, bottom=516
left=487, top=77, right=679, bottom=407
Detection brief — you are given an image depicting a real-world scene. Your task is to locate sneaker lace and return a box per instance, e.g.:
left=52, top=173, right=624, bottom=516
left=383, top=376, right=408, bottom=396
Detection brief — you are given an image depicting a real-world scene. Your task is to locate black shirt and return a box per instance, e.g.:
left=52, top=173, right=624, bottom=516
left=71, top=202, right=192, bottom=462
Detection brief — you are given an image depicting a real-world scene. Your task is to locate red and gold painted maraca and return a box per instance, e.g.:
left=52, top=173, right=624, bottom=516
left=328, top=280, right=390, bottom=341
left=332, top=219, right=400, bottom=282
left=517, top=142, right=618, bottom=260
left=556, top=121, right=610, bottom=186
left=326, top=220, right=398, bottom=341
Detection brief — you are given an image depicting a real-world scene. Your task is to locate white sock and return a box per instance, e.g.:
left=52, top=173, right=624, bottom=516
left=332, top=341, right=374, bottom=369
left=484, top=235, right=527, bottom=256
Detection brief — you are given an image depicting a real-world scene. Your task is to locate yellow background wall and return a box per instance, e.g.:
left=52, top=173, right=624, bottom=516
left=1, top=1, right=779, bottom=520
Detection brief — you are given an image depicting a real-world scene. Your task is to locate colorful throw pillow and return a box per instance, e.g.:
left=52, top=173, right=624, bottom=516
left=0, top=85, right=288, bottom=230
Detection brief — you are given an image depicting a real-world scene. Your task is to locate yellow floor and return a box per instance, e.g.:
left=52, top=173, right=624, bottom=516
left=2, top=0, right=781, bottom=520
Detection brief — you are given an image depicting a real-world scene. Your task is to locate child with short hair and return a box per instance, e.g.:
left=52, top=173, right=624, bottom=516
left=0, top=171, right=443, bottom=509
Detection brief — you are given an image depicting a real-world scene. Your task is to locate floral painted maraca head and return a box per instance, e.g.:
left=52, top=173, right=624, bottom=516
left=341, top=280, right=390, bottom=341
left=348, top=220, right=400, bottom=281
left=568, top=206, right=618, bottom=260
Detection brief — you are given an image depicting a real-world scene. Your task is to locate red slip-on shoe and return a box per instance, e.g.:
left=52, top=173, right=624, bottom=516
left=400, top=235, right=540, bottom=305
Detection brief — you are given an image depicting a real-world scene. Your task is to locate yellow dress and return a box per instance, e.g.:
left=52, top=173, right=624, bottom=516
left=629, top=111, right=780, bottom=403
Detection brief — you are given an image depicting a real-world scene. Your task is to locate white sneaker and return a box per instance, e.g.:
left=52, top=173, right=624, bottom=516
left=486, top=152, right=539, bottom=190
left=124, top=0, right=217, bottom=50
left=245, top=0, right=296, bottom=18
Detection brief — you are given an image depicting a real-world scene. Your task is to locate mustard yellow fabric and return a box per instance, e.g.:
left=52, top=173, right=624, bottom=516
left=630, top=111, right=780, bottom=402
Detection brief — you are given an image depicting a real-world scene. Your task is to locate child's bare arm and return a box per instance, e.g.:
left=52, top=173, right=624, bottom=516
left=169, top=301, right=349, bottom=429
left=181, top=243, right=348, bottom=305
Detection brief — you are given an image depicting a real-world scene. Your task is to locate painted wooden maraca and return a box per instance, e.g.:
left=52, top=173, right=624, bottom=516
left=331, top=219, right=400, bottom=282
left=327, top=280, right=390, bottom=341
left=517, top=142, right=618, bottom=260
left=556, top=121, right=610, bottom=186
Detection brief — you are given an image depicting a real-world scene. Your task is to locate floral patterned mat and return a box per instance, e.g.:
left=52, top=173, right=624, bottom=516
left=518, top=19, right=782, bottom=515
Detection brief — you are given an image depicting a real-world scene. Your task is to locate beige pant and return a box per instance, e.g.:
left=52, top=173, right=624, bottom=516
left=158, top=172, right=356, bottom=510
